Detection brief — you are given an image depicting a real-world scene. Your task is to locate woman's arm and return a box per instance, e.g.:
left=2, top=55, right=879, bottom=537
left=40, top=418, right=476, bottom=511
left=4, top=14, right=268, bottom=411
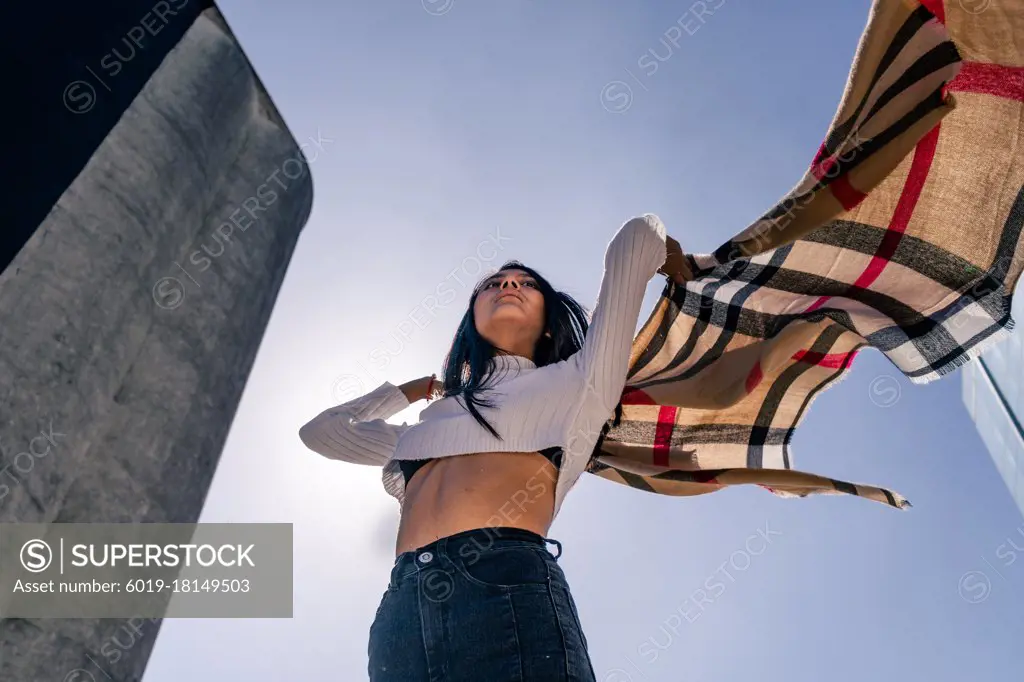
left=298, top=377, right=436, bottom=465
left=571, top=214, right=668, bottom=412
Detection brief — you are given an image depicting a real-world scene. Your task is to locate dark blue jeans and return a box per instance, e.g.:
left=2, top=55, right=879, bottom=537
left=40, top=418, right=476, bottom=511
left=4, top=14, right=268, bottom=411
left=368, top=527, right=596, bottom=681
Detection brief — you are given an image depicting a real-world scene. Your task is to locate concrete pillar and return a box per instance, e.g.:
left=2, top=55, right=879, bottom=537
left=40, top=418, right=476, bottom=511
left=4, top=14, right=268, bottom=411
left=0, top=8, right=312, bottom=681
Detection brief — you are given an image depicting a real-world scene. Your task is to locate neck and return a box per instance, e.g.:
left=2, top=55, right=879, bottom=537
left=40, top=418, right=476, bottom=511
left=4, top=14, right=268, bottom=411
left=495, top=347, right=534, bottom=362
left=490, top=352, right=538, bottom=372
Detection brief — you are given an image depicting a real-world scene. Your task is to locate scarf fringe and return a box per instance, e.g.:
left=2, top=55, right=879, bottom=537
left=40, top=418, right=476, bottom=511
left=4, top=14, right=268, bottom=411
left=906, top=313, right=1016, bottom=386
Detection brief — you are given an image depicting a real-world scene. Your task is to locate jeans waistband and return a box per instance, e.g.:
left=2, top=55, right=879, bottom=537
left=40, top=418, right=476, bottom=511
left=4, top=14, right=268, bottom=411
left=391, top=527, right=563, bottom=584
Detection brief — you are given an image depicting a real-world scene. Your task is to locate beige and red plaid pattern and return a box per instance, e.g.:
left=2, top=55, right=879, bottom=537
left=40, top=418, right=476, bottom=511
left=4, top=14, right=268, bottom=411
left=588, top=0, right=1024, bottom=509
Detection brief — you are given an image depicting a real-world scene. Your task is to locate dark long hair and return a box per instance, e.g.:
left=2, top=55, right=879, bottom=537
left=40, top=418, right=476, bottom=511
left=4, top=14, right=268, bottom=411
left=440, top=260, right=591, bottom=439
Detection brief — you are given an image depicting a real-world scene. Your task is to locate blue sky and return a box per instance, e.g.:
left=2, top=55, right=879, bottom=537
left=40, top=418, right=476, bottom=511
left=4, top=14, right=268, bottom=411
left=141, top=1, right=1024, bottom=680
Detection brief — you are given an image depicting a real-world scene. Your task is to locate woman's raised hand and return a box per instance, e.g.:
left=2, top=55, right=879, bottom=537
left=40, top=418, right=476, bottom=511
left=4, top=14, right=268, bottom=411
left=658, top=235, right=693, bottom=286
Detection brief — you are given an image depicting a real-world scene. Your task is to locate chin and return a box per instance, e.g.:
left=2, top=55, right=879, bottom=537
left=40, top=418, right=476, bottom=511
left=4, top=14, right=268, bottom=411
left=480, top=312, right=541, bottom=333
left=491, top=303, right=525, bottom=315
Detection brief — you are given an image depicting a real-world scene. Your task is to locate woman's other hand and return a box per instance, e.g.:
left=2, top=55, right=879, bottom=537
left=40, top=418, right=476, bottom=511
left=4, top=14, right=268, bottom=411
left=399, top=375, right=445, bottom=403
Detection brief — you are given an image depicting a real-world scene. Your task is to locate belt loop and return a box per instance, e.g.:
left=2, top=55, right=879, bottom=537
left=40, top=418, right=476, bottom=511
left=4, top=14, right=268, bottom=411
left=436, top=534, right=449, bottom=562
left=544, top=537, right=562, bottom=560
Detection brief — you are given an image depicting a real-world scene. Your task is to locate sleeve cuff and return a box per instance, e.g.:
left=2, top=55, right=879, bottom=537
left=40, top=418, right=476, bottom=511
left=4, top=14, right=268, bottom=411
left=379, top=381, right=411, bottom=412
left=605, top=214, right=668, bottom=277
left=330, top=381, right=410, bottom=421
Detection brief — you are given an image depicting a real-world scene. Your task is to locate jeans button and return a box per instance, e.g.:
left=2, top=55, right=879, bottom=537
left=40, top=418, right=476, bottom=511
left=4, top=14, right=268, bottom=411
left=418, top=551, right=433, bottom=563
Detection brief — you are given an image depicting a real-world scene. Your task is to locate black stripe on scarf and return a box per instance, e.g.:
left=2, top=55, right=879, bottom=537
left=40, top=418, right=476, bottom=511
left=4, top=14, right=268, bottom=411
left=818, top=4, right=945, bottom=159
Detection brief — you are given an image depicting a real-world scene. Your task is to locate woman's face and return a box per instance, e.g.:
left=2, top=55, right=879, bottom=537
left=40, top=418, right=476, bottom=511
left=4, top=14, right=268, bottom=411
left=473, top=269, right=546, bottom=349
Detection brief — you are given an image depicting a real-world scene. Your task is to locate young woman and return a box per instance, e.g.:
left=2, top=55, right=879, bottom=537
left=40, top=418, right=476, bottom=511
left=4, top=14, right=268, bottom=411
left=299, top=214, right=689, bottom=681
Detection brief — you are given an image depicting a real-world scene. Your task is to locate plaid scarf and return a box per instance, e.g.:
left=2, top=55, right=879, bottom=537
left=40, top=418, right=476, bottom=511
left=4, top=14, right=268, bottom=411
left=587, top=0, right=1024, bottom=510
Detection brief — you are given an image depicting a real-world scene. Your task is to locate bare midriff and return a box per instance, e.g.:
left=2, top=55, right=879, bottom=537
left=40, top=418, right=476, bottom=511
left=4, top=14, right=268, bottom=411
left=395, top=451, right=558, bottom=557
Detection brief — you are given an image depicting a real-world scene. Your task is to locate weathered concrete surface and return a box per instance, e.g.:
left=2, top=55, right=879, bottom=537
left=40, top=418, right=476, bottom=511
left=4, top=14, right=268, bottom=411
left=0, top=9, right=312, bottom=681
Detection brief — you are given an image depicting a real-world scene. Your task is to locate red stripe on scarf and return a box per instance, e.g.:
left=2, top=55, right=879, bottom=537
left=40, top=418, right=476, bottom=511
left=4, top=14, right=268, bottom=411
left=792, top=349, right=856, bottom=369
left=616, top=389, right=676, bottom=466
left=803, top=124, right=941, bottom=313
left=745, top=362, right=763, bottom=393
left=621, top=388, right=656, bottom=405
left=653, top=406, right=677, bottom=467
left=811, top=142, right=835, bottom=180
left=830, top=174, right=867, bottom=210
left=811, top=144, right=866, bottom=210
left=948, top=62, right=1024, bottom=102
left=919, top=0, right=945, bottom=23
